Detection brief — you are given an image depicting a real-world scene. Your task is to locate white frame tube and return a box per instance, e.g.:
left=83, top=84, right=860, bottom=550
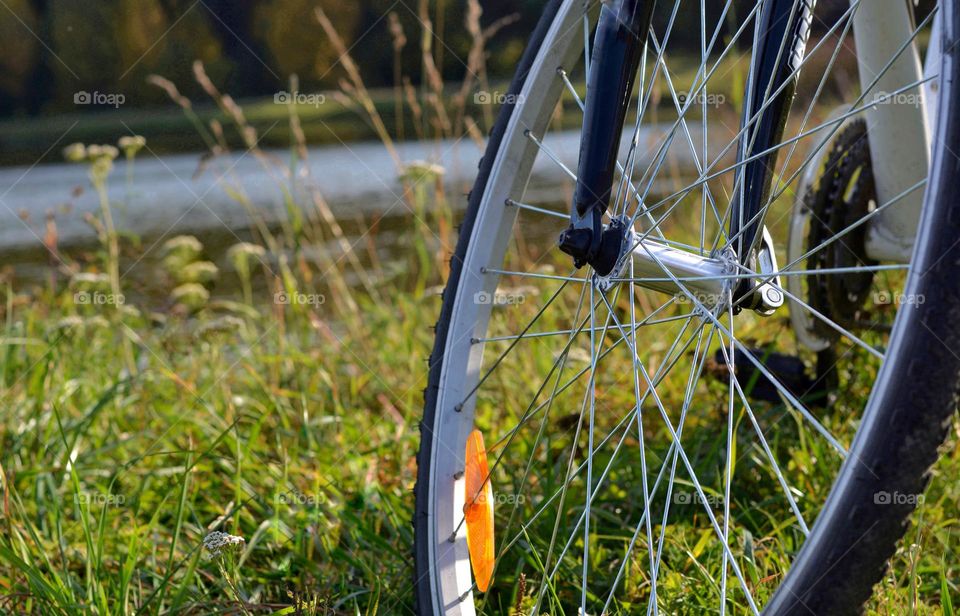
left=854, top=0, right=932, bottom=263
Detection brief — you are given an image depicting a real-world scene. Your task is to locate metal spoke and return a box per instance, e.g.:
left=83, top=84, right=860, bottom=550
left=722, top=3, right=936, bottom=256
left=647, top=31, right=725, bottom=235
left=598, top=297, right=760, bottom=615
left=456, top=278, right=573, bottom=410
left=638, top=0, right=930, bottom=242
left=506, top=198, right=569, bottom=220
left=626, top=0, right=764, bottom=228
left=715, top=327, right=810, bottom=535
left=455, top=285, right=615, bottom=542
left=648, top=326, right=719, bottom=616
left=532, top=287, right=627, bottom=616
left=473, top=312, right=693, bottom=344
left=627, top=1, right=870, bottom=247
left=494, top=281, right=590, bottom=576
left=531, top=313, right=708, bottom=614
left=614, top=263, right=908, bottom=285
left=628, top=260, right=659, bottom=614
left=580, top=284, right=598, bottom=614
left=730, top=262, right=885, bottom=360
left=487, top=296, right=683, bottom=453
left=729, top=179, right=926, bottom=307
left=601, top=314, right=719, bottom=615
left=720, top=289, right=736, bottom=616
left=524, top=129, right=577, bottom=181
left=635, top=238, right=848, bottom=454
left=482, top=267, right=587, bottom=283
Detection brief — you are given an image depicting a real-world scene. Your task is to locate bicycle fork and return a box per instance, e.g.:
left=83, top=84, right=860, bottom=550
left=559, top=0, right=816, bottom=313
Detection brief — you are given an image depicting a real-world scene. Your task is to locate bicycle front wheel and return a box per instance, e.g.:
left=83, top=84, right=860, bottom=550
left=415, top=1, right=960, bottom=613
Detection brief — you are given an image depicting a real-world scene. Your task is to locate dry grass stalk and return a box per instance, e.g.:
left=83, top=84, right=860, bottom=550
left=403, top=77, right=425, bottom=141
left=388, top=12, right=408, bottom=141
left=283, top=75, right=379, bottom=303
left=416, top=0, right=452, bottom=137
left=314, top=7, right=402, bottom=171
left=454, top=0, right=520, bottom=133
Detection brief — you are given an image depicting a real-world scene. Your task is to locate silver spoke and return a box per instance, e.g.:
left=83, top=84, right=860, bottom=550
left=647, top=31, right=725, bottom=235
left=628, top=260, right=659, bottom=614
left=720, top=289, right=735, bottom=616
left=506, top=198, right=569, bottom=220
left=649, top=325, right=719, bottom=615
left=598, top=296, right=760, bottom=615
left=488, top=296, right=683, bottom=453
left=615, top=263, right=908, bottom=285
left=659, top=75, right=935, bottom=237
left=640, top=2, right=930, bottom=239
left=524, top=129, right=577, bottom=181
left=473, top=312, right=693, bottom=344
left=482, top=267, right=587, bottom=283
left=601, top=320, right=719, bottom=615
left=628, top=0, right=764, bottom=227
left=733, top=263, right=886, bottom=360
left=580, top=284, right=598, bottom=613
left=715, top=327, right=811, bottom=536
left=534, top=313, right=707, bottom=611
left=636, top=238, right=848, bottom=454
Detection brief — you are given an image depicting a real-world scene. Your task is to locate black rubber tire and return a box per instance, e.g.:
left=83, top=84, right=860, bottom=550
left=412, top=1, right=566, bottom=613
left=764, top=2, right=960, bottom=613
left=414, top=2, right=960, bottom=614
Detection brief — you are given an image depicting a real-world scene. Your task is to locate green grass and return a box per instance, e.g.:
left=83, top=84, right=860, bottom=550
left=0, top=33, right=956, bottom=614
left=0, top=162, right=956, bottom=613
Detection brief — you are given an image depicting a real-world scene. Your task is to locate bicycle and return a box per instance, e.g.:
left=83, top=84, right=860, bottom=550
left=414, top=1, right=959, bottom=613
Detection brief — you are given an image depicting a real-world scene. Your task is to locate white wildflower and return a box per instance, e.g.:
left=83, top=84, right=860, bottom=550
left=203, top=531, right=245, bottom=557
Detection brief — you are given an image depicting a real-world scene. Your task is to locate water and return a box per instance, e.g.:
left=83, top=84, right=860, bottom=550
left=0, top=125, right=719, bottom=298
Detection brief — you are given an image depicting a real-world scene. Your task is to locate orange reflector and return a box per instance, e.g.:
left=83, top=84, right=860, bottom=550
left=464, top=429, right=495, bottom=592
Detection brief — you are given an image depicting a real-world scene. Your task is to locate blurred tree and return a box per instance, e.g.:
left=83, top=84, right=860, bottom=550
left=120, top=0, right=230, bottom=103
left=0, top=0, right=943, bottom=119
left=116, top=0, right=229, bottom=103
left=197, top=0, right=278, bottom=94
left=48, top=2, right=121, bottom=105
left=0, top=0, right=41, bottom=114
left=43, top=0, right=227, bottom=110
left=254, top=0, right=360, bottom=91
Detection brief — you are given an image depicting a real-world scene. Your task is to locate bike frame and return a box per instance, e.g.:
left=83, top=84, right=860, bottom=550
left=564, top=0, right=937, bottom=306
left=857, top=0, right=934, bottom=263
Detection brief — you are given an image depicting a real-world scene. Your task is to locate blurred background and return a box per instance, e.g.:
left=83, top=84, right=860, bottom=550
left=0, top=0, right=865, bottom=160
